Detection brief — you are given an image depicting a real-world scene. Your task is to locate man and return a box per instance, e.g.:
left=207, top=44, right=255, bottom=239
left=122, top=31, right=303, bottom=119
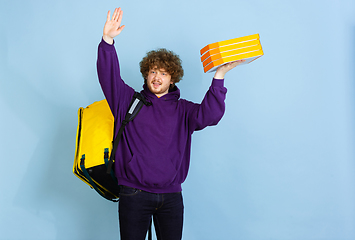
left=97, top=7, right=245, bottom=240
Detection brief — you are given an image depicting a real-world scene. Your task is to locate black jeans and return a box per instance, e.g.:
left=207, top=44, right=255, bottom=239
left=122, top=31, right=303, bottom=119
left=118, top=186, right=184, bottom=240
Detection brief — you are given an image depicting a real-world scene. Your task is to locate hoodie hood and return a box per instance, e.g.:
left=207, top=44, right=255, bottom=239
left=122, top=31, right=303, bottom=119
left=141, top=84, right=180, bottom=102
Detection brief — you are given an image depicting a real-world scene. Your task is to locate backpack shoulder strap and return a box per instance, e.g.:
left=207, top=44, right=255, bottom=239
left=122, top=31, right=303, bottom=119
left=106, top=92, right=151, bottom=174
left=125, top=92, right=150, bottom=122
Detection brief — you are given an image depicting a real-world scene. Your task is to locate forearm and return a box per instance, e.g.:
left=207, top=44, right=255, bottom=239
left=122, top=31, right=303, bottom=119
left=189, top=78, right=227, bottom=131
left=213, top=71, right=226, bottom=80
left=97, top=39, right=133, bottom=116
left=97, top=39, right=121, bottom=92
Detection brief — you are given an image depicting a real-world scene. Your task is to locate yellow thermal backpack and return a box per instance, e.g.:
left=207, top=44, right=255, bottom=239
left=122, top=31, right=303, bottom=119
left=73, top=92, right=150, bottom=201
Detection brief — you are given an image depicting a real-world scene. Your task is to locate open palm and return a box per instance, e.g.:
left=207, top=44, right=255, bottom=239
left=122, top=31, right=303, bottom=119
left=214, top=60, right=246, bottom=79
left=103, top=8, right=125, bottom=44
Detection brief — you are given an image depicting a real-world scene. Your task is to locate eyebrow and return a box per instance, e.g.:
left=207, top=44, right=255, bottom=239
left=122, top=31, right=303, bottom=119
left=151, top=68, right=167, bottom=73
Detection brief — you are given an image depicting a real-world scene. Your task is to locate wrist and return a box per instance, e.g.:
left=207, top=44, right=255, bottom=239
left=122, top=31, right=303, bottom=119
left=214, top=71, right=226, bottom=79
left=102, top=35, right=114, bottom=45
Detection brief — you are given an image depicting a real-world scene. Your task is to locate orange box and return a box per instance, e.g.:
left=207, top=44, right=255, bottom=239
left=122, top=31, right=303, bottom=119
left=203, top=49, right=264, bottom=73
left=200, top=33, right=260, bottom=55
left=200, top=34, right=263, bottom=73
left=201, top=39, right=260, bottom=62
left=202, top=45, right=262, bottom=67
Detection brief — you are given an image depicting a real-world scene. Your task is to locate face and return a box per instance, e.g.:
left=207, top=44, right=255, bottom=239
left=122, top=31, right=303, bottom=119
left=146, top=67, right=173, bottom=97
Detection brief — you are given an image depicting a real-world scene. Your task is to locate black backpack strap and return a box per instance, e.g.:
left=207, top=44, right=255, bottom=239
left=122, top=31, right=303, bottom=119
left=106, top=92, right=151, bottom=174
left=80, top=154, right=119, bottom=202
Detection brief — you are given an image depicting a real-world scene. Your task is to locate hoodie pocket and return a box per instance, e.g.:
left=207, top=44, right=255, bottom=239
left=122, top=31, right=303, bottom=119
left=126, top=154, right=178, bottom=188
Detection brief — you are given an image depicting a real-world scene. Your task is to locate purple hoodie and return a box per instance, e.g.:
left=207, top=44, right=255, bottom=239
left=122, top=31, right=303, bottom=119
left=97, top=39, right=227, bottom=193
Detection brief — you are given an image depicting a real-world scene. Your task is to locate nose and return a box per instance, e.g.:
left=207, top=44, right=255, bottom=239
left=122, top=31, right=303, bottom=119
left=153, top=72, right=161, bottom=80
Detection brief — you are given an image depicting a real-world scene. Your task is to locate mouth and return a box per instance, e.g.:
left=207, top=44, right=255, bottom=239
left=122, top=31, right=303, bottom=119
left=152, top=81, right=161, bottom=88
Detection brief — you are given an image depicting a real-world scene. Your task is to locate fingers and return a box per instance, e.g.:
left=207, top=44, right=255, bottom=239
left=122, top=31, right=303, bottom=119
left=116, top=25, right=126, bottom=35
left=106, top=8, right=122, bottom=22
left=106, top=10, right=111, bottom=22
left=112, top=7, right=122, bottom=22
left=231, top=59, right=246, bottom=64
left=228, top=59, right=246, bottom=68
left=117, top=8, right=123, bottom=25
left=112, top=8, right=118, bottom=21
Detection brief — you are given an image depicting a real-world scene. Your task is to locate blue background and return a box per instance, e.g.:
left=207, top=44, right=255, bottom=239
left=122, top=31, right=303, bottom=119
left=1, top=0, right=355, bottom=239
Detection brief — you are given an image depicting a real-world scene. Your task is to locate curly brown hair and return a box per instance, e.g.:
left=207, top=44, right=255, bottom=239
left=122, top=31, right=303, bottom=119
left=139, top=48, right=184, bottom=89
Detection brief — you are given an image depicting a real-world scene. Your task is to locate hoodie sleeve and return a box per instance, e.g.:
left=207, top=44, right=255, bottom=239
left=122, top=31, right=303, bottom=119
left=97, top=39, right=135, bottom=118
left=187, top=78, right=227, bottom=132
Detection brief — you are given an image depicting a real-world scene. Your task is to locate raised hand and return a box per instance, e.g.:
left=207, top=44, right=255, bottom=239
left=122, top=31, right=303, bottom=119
left=214, top=60, right=246, bottom=79
left=103, top=8, right=125, bottom=45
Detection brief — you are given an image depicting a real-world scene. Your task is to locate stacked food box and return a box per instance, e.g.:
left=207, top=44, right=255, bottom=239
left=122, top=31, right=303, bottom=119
left=200, top=33, right=263, bottom=73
